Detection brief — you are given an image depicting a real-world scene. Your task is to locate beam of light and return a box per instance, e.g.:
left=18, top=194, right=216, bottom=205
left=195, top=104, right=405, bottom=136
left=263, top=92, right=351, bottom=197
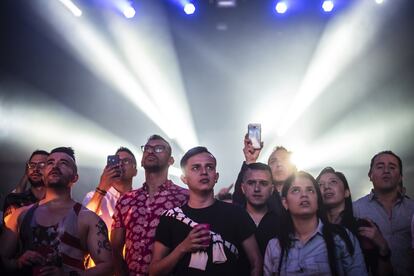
left=183, top=3, right=196, bottom=15
left=30, top=1, right=182, bottom=146
left=322, top=1, right=334, bottom=13
left=275, top=2, right=288, bottom=14
left=289, top=106, right=414, bottom=171
left=110, top=0, right=136, bottom=18
left=0, top=84, right=184, bottom=181
left=58, top=0, right=82, bottom=17
left=375, top=0, right=385, bottom=4
left=103, top=5, right=199, bottom=151
left=275, top=0, right=398, bottom=137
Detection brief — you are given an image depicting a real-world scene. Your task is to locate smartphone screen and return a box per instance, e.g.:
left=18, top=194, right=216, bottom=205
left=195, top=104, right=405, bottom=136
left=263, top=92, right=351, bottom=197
left=107, top=155, right=120, bottom=166
left=248, top=123, right=261, bottom=149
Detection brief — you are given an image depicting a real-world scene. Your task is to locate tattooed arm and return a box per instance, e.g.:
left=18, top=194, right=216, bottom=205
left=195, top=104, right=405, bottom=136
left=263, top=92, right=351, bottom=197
left=80, top=211, right=114, bottom=275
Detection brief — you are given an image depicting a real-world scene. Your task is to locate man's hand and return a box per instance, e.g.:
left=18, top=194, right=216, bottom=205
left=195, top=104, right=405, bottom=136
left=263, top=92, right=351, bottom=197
left=358, top=218, right=389, bottom=252
left=178, top=226, right=210, bottom=254
left=243, top=134, right=263, bottom=164
left=97, top=165, right=121, bottom=192
left=36, top=265, right=65, bottom=276
left=216, top=183, right=233, bottom=199
left=17, top=250, right=45, bottom=268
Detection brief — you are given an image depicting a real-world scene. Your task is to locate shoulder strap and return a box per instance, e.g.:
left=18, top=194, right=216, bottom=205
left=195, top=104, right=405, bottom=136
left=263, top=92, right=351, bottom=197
left=73, top=202, right=82, bottom=216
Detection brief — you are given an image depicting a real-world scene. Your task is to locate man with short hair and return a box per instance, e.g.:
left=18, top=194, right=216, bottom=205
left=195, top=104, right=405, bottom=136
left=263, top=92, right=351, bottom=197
left=0, top=147, right=113, bottom=275
left=150, top=146, right=262, bottom=276
left=241, top=162, right=281, bottom=255
left=111, top=135, right=188, bottom=276
left=83, top=146, right=137, bottom=230
left=354, top=150, right=414, bottom=276
left=2, top=150, right=49, bottom=224
left=233, top=135, right=292, bottom=213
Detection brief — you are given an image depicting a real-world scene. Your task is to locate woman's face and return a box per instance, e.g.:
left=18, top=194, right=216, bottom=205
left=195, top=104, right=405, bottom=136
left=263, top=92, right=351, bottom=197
left=282, top=176, right=318, bottom=218
left=318, top=172, right=349, bottom=208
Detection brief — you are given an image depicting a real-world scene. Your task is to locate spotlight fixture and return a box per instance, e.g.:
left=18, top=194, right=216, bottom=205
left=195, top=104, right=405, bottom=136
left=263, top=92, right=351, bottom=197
left=184, top=3, right=196, bottom=15
left=216, top=0, right=237, bottom=8
left=322, top=0, right=334, bottom=12
left=122, top=6, right=136, bottom=18
left=275, top=2, right=288, bottom=14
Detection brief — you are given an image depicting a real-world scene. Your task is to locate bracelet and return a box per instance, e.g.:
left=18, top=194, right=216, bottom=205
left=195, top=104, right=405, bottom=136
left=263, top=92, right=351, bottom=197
left=95, top=187, right=107, bottom=196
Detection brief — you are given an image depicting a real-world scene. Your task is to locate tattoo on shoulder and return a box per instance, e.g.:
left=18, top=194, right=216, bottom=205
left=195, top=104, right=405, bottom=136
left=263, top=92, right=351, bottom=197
left=95, top=220, right=111, bottom=254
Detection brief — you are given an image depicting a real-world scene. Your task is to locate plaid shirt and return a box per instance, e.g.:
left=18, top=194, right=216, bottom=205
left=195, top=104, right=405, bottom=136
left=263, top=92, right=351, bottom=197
left=112, top=180, right=188, bottom=275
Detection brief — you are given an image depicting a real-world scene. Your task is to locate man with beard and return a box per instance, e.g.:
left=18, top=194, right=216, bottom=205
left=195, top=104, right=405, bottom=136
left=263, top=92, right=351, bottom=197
left=83, top=147, right=138, bottom=230
left=2, top=150, right=48, bottom=224
left=111, top=135, right=188, bottom=276
left=354, top=150, right=414, bottom=276
left=0, top=147, right=113, bottom=275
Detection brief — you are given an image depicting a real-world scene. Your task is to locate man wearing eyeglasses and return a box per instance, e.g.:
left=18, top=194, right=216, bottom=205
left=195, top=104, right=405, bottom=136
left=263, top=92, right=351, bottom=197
left=111, top=134, right=189, bottom=276
left=82, top=147, right=138, bottom=230
left=2, top=150, right=49, bottom=224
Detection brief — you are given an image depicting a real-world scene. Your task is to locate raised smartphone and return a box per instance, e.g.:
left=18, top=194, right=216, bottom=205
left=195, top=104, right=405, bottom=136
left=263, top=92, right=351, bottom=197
left=248, top=123, right=262, bottom=149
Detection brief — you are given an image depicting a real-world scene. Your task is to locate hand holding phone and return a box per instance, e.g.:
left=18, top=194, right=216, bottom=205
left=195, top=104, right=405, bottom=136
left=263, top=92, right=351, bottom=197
left=107, top=155, right=120, bottom=167
left=107, top=155, right=121, bottom=178
left=248, top=123, right=262, bottom=150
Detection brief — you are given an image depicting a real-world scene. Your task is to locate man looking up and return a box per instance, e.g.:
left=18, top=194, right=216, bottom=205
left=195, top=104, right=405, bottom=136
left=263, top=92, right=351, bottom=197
left=3, top=150, right=48, bottom=224
left=111, top=135, right=188, bottom=276
left=354, top=150, right=414, bottom=276
left=0, top=147, right=113, bottom=275
left=150, top=146, right=262, bottom=276
left=83, top=147, right=137, bottom=230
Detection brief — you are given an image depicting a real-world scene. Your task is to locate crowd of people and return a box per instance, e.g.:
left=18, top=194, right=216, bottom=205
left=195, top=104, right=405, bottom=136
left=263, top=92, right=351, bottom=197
left=0, top=133, right=413, bottom=276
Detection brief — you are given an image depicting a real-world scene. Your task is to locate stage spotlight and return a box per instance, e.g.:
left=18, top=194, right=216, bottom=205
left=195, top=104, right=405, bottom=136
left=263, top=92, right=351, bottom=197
left=322, top=0, right=334, bottom=12
left=122, top=6, right=136, bottom=18
left=375, top=0, right=384, bottom=4
left=59, top=0, right=82, bottom=17
left=275, top=2, right=288, bottom=14
left=184, top=3, right=196, bottom=15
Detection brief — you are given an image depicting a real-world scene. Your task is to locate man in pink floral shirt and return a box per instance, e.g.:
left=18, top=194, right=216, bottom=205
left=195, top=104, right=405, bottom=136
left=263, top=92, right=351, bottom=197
left=111, top=135, right=188, bottom=276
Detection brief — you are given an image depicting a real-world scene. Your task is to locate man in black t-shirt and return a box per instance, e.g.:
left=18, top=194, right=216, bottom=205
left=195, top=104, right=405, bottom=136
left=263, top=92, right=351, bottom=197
left=3, top=150, right=48, bottom=224
left=240, top=162, right=281, bottom=254
left=150, top=146, right=262, bottom=276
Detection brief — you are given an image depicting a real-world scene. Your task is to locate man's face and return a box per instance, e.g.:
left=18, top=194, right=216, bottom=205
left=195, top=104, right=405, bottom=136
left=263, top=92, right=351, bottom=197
left=369, top=153, right=402, bottom=193
left=181, top=152, right=218, bottom=194
left=242, top=169, right=274, bottom=208
left=27, top=154, right=48, bottom=188
left=268, top=150, right=295, bottom=184
left=117, top=151, right=137, bottom=181
left=141, top=139, right=172, bottom=172
left=44, top=152, right=78, bottom=189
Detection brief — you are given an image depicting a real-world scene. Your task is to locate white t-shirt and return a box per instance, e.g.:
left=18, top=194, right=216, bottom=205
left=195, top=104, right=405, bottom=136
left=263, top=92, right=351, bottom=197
left=82, top=186, right=121, bottom=230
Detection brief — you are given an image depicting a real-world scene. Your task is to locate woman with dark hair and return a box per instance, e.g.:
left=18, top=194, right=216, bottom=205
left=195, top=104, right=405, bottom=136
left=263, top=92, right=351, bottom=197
left=264, top=171, right=367, bottom=276
left=317, top=167, right=393, bottom=276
